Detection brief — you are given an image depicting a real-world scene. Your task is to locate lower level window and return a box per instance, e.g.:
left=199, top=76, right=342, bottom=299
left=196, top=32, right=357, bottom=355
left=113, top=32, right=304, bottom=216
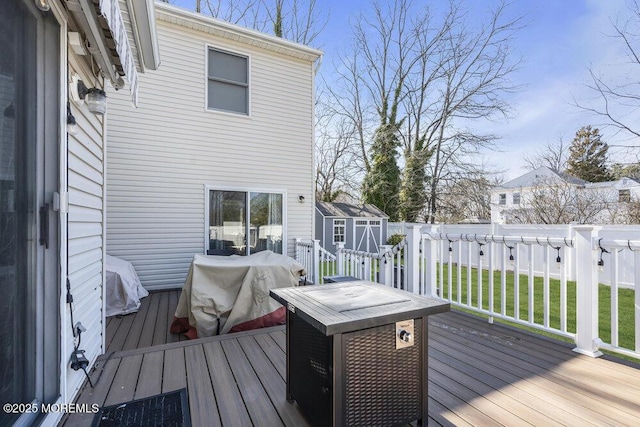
left=207, top=188, right=284, bottom=255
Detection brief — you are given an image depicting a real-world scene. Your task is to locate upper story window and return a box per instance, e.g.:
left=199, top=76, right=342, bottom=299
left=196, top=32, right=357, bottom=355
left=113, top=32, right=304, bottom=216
left=619, top=189, right=631, bottom=203
left=333, top=219, right=346, bottom=244
left=498, top=193, right=506, bottom=205
left=207, top=48, right=249, bottom=114
left=513, top=192, right=521, bottom=205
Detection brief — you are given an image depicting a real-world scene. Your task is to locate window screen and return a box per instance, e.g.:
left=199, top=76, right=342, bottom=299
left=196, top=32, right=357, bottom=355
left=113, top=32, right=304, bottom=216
left=207, top=48, right=248, bottom=114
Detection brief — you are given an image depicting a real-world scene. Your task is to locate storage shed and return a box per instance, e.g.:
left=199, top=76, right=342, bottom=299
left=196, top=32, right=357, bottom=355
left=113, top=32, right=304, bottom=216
left=315, top=202, right=389, bottom=254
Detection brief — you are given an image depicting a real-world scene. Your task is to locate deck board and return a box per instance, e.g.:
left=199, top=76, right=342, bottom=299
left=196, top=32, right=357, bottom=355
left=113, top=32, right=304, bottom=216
left=221, top=339, right=285, bottom=427
left=64, top=291, right=640, bottom=427
left=185, top=345, right=221, bottom=427
left=202, top=341, right=253, bottom=426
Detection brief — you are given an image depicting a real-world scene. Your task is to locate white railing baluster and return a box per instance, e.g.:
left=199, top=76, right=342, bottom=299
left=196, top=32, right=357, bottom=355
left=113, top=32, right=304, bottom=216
left=543, top=245, right=550, bottom=329
left=611, top=250, right=619, bottom=348
left=514, top=244, right=520, bottom=321
left=528, top=245, right=535, bottom=323
left=501, top=244, right=507, bottom=317
left=457, top=240, right=462, bottom=304
left=448, top=241, right=453, bottom=302
left=560, top=249, right=567, bottom=334
left=466, top=241, right=472, bottom=306
left=488, top=240, right=494, bottom=323
left=477, top=244, right=483, bottom=310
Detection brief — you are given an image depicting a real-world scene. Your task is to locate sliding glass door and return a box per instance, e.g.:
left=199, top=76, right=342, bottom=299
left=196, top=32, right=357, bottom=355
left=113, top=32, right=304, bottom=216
left=207, top=189, right=284, bottom=255
left=0, top=1, right=60, bottom=425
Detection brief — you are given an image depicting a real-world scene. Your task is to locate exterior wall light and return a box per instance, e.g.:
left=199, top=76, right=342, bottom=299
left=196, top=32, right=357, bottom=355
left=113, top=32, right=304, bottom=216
left=67, top=102, right=78, bottom=136
left=35, top=0, right=50, bottom=11
left=85, top=89, right=107, bottom=115
left=77, top=79, right=107, bottom=115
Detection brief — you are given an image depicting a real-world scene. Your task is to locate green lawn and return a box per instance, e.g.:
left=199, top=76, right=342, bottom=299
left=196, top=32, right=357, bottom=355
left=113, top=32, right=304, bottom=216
left=436, top=263, right=636, bottom=351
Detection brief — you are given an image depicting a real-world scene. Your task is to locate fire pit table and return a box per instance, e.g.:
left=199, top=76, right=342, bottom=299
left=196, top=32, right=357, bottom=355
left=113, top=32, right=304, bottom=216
left=270, top=280, right=450, bottom=427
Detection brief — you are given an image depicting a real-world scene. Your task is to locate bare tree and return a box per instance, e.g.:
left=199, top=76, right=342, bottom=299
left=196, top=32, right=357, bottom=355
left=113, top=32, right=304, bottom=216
left=575, top=0, right=640, bottom=141
left=329, top=0, right=521, bottom=222
left=167, top=0, right=327, bottom=45
left=523, top=136, right=569, bottom=172
left=315, top=97, right=363, bottom=201
left=437, top=172, right=492, bottom=223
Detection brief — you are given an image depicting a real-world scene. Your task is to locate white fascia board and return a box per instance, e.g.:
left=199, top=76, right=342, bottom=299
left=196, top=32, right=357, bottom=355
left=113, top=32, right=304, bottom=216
left=130, top=0, right=161, bottom=70
left=154, top=1, right=323, bottom=63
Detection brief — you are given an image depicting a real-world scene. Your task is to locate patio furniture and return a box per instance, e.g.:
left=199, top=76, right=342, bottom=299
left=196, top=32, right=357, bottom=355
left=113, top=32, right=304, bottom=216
left=170, top=251, right=306, bottom=338
left=105, top=254, right=148, bottom=317
left=270, top=281, right=450, bottom=427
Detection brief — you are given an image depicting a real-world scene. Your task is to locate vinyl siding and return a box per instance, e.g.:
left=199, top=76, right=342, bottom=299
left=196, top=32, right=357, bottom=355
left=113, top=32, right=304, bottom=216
left=106, top=18, right=317, bottom=290
left=64, top=52, right=106, bottom=401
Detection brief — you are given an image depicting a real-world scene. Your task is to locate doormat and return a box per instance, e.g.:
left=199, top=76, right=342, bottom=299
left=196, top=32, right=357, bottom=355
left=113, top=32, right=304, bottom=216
left=92, top=388, right=191, bottom=427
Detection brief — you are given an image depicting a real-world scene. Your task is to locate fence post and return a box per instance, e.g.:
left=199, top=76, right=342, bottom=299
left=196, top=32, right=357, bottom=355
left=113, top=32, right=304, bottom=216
left=295, top=238, right=301, bottom=261
left=312, top=239, right=321, bottom=284
left=378, top=245, right=393, bottom=285
left=573, top=226, right=602, bottom=357
left=423, top=225, right=439, bottom=298
left=336, top=242, right=345, bottom=276
left=405, top=225, right=421, bottom=294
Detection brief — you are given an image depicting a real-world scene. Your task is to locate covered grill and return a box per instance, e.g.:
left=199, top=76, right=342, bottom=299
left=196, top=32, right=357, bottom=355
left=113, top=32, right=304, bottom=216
left=270, top=281, right=450, bottom=426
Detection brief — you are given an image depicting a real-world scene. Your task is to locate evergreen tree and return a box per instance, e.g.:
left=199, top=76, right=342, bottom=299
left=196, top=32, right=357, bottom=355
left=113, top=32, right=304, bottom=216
left=361, top=123, right=402, bottom=220
left=398, top=149, right=429, bottom=221
left=566, top=125, right=611, bottom=182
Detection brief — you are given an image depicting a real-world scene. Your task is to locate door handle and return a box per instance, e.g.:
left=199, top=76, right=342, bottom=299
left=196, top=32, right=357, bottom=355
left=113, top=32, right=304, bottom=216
left=39, top=203, right=49, bottom=249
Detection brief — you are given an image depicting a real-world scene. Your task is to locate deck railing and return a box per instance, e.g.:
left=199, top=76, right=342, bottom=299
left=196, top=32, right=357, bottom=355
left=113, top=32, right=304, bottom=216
left=415, top=225, right=639, bottom=360
left=297, top=224, right=640, bottom=360
left=334, top=239, right=408, bottom=288
left=294, top=239, right=336, bottom=284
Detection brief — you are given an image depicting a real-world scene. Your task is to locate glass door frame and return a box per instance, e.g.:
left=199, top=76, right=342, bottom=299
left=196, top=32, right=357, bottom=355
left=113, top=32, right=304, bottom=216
left=204, top=185, right=287, bottom=256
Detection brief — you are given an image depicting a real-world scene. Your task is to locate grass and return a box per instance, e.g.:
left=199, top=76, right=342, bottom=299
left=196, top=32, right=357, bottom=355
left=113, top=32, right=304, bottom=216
left=436, top=263, right=636, bottom=351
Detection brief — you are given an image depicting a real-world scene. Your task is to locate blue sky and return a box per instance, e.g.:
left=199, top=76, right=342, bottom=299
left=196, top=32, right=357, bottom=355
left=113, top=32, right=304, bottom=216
left=168, top=0, right=638, bottom=179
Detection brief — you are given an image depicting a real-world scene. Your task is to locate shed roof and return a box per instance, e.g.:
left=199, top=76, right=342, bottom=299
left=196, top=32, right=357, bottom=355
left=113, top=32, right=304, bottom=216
left=316, top=202, right=388, bottom=218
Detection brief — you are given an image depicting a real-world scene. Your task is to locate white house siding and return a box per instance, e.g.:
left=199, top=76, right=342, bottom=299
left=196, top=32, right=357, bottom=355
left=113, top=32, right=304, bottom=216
left=106, top=15, right=318, bottom=289
left=64, top=53, right=107, bottom=401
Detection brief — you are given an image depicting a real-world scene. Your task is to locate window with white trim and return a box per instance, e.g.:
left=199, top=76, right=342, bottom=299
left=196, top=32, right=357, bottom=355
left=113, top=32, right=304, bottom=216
left=513, top=192, right=521, bottom=205
left=333, top=219, right=346, bottom=244
left=207, top=48, right=248, bottom=114
left=499, top=193, right=506, bottom=205
left=207, top=189, right=283, bottom=255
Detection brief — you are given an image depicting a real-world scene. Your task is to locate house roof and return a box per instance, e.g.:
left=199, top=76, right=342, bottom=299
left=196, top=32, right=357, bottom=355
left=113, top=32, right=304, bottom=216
left=496, top=166, right=585, bottom=190
left=316, top=202, right=389, bottom=219
left=155, top=2, right=323, bottom=62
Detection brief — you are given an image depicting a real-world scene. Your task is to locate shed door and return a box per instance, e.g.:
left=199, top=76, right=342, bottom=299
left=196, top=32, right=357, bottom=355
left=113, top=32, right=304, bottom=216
left=355, top=220, right=381, bottom=253
left=0, top=1, right=60, bottom=425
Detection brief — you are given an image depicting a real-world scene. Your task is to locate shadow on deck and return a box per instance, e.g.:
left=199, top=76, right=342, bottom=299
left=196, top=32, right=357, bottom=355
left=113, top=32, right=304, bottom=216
left=63, top=290, right=640, bottom=426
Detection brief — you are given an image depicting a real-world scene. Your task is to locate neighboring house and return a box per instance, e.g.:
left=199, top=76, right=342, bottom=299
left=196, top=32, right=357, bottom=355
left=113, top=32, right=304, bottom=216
left=106, top=3, right=322, bottom=290
left=0, top=0, right=158, bottom=426
left=315, top=201, right=389, bottom=254
left=491, top=166, right=640, bottom=224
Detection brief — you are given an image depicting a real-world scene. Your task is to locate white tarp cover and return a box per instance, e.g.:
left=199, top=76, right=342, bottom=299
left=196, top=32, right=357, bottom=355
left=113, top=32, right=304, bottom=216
left=105, top=254, right=148, bottom=316
left=171, top=251, right=306, bottom=338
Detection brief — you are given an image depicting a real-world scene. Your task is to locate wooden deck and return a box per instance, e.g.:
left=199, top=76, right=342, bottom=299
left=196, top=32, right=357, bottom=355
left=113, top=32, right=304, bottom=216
left=64, top=290, right=640, bottom=426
